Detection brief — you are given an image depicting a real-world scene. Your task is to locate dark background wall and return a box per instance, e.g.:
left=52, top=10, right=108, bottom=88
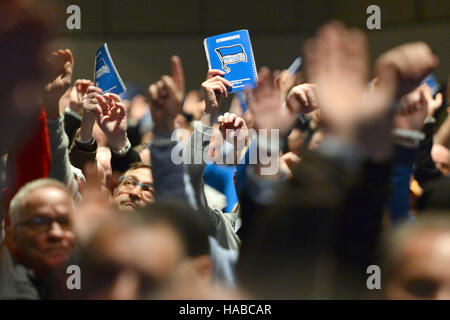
left=50, top=0, right=449, bottom=92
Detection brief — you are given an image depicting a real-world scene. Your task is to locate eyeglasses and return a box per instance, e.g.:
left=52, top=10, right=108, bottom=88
left=404, top=278, right=441, bottom=299
left=118, top=176, right=154, bottom=199
left=17, top=216, right=72, bottom=233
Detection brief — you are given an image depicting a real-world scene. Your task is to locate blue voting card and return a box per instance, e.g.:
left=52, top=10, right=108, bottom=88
left=204, top=29, right=258, bottom=93
left=94, top=43, right=126, bottom=95
left=421, top=73, right=440, bottom=96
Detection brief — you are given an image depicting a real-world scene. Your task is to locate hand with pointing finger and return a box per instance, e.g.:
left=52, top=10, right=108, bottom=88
left=148, top=55, right=185, bottom=133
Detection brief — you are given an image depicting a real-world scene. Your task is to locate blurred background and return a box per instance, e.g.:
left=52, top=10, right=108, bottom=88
left=49, top=0, right=448, bottom=92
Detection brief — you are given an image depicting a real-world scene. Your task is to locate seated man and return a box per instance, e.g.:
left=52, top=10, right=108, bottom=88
left=0, top=179, right=75, bottom=299
left=112, top=163, right=154, bottom=212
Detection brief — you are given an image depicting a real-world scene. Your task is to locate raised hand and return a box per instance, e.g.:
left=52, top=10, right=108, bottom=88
left=82, top=86, right=103, bottom=113
left=394, top=86, right=428, bottom=131
left=279, top=151, right=301, bottom=178
left=274, top=69, right=298, bottom=102
left=218, top=112, right=249, bottom=164
left=148, top=55, right=185, bottom=133
left=69, top=79, right=94, bottom=114
left=421, top=83, right=443, bottom=117
left=42, top=49, right=74, bottom=119
left=248, top=67, right=297, bottom=136
left=202, top=69, right=233, bottom=115
left=305, top=22, right=372, bottom=132
left=78, top=85, right=102, bottom=141
left=304, top=21, right=396, bottom=161
left=285, top=83, right=318, bottom=114
left=96, top=93, right=128, bottom=150
left=375, top=42, right=439, bottom=98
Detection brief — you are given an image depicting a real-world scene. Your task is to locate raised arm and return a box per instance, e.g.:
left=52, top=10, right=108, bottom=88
left=147, top=56, right=193, bottom=204
left=237, top=21, right=439, bottom=298
left=42, top=49, right=80, bottom=200
left=92, top=91, right=141, bottom=173
left=68, top=82, right=101, bottom=172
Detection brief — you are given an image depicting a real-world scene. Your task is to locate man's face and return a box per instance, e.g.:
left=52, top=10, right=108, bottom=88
left=113, top=167, right=154, bottom=211
left=84, top=222, right=185, bottom=300
left=174, top=113, right=188, bottom=129
left=386, top=229, right=450, bottom=300
left=9, top=186, right=75, bottom=277
left=431, top=144, right=450, bottom=176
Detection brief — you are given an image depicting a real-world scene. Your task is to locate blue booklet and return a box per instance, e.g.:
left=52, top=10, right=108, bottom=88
left=421, top=73, right=440, bottom=96
left=204, top=29, right=258, bottom=93
left=94, top=43, right=126, bottom=95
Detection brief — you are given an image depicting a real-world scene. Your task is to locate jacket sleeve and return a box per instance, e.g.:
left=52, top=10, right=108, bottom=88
left=63, top=108, right=82, bottom=147
left=149, top=131, right=195, bottom=205
left=387, top=145, right=417, bottom=224
left=47, top=116, right=81, bottom=201
left=69, top=128, right=98, bottom=170
left=150, top=124, right=241, bottom=250
left=110, top=143, right=142, bottom=173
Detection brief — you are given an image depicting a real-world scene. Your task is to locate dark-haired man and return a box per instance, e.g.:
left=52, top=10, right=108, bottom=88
left=112, top=163, right=154, bottom=211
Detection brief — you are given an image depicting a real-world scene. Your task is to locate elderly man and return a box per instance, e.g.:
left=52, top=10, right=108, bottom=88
left=0, top=179, right=75, bottom=299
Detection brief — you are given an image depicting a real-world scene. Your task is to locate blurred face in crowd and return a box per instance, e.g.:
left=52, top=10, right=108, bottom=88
left=9, top=186, right=75, bottom=278
left=112, top=167, right=154, bottom=211
left=129, top=95, right=148, bottom=122
left=431, top=144, right=450, bottom=176
left=84, top=222, right=185, bottom=299
left=386, top=228, right=450, bottom=300
left=174, top=113, right=188, bottom=129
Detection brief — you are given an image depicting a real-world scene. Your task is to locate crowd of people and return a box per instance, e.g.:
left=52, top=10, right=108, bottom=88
left=0, top=1, right=449, bottom=300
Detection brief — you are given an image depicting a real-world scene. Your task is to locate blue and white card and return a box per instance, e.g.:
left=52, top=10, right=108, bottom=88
left=421, top=73, right=440, bottom=96
left=94, top=43, right=126, bottom=95
left=204, top=29, right=258, bottom=93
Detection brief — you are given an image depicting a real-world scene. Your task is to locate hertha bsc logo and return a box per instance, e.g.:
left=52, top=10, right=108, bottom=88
left=215, top=44, right=247, bottom=73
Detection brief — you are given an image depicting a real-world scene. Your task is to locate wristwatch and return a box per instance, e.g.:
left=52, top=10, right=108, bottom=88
left=110, top=138, right=131, bottom=157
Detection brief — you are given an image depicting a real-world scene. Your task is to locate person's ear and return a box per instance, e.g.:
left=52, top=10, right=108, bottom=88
left=192, top=255, right=213, bottom=280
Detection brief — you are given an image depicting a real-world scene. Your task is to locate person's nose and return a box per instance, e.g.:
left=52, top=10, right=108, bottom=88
left=128, top=186, right=142, bottom=199
left=48, top=221, right=65, bottom=240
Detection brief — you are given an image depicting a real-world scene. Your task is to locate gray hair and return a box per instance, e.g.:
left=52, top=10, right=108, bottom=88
left=9, top=178, right=72, bottom=226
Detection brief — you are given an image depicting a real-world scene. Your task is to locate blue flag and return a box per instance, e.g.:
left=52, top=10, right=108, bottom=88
left=215, top=44, right=248, bottom=73
left=94, top=43, right=126, bottom=95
